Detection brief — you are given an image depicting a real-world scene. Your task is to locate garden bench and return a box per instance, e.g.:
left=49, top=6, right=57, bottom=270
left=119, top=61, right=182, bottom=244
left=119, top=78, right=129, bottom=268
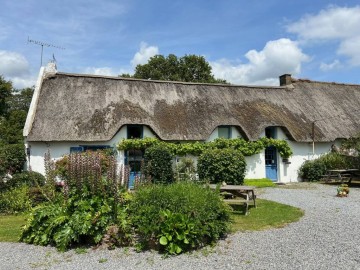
left=321, top=169, right=359, bottom=184
left=209, top=185, right=256, bottom=215
left=223, top=195, right=252, bottom=215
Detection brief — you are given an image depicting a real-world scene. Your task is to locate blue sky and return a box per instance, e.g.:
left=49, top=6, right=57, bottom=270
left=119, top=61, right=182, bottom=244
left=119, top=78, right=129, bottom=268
left=1, top=0, right=360, bottom=88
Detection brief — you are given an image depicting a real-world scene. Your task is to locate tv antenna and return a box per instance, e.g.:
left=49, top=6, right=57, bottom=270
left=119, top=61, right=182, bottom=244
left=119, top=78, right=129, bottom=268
left=28, top=37, right=65, bottom=67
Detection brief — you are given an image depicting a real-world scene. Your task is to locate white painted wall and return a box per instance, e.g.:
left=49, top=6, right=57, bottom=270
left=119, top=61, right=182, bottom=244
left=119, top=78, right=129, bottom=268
left=274, top=128, right=340, bottom=183
left=26, top=125, right=156, bottom=175
left=27, top=124, right=340, bottom=183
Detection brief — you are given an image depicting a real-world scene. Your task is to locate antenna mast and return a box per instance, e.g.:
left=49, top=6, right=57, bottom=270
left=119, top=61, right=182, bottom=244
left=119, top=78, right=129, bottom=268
left=27, top=37, right=65, bottom=67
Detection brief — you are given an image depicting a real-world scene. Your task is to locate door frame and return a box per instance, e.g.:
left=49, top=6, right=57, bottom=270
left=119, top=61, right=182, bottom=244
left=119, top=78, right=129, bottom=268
left=265, top=146, right=278, bottom=181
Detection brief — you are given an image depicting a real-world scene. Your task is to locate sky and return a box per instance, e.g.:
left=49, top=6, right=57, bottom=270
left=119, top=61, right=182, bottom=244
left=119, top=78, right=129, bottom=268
left=1, top=0, right=360, bottom=89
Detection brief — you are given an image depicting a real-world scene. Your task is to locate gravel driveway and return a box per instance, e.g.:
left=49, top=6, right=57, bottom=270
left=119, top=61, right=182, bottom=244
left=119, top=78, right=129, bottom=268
left=1, top=183, right=359, bottom=270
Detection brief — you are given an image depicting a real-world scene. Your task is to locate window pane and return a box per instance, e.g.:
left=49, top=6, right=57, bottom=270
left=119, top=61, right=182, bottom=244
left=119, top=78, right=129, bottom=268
left=127, top=125, right=143, bottom=139
left=218, top=127, right=230, bottom=139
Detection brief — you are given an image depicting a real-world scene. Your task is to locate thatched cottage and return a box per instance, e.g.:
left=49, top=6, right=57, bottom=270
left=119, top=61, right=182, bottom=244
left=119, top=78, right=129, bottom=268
left=24, top=63, right=360, bottom=183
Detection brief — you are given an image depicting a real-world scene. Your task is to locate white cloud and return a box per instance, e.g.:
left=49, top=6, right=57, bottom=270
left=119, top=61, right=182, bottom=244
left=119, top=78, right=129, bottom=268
left=82, top=42, right=159, bottom=78
left=0, top=50, right=29, bottom=77
left=287, top=6, right=360, bottom=66
left=130, top=42, right=159, bottom=67
left=211, top=38, right=309, bottom=85
left=0, top=50, right=36, bottom=89
left=320, top=60, right=342, bottom=71
left=83, top=66, right=132, bottom=77
left=10, top=76, right=37, bottom=89
left=337, top=36, right=360, bottom=65
left=83, top=67, right=117, bottom=76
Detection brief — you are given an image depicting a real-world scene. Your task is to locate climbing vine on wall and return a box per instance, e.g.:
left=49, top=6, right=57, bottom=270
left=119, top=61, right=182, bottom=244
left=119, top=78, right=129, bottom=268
left=117, top=137, right=293, bottom=158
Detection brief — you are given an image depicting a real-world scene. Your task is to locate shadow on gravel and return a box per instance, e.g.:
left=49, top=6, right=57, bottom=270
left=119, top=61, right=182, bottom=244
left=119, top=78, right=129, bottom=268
left=275, top=183, right=318, bottom=190
left=321, top=179, right=360, bottom=188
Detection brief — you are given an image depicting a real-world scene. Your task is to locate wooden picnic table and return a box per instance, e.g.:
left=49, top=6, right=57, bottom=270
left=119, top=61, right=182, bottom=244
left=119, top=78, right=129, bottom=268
left=322, top=169, right=359, bottom=184
left=208, top=184, right=256, bottom=214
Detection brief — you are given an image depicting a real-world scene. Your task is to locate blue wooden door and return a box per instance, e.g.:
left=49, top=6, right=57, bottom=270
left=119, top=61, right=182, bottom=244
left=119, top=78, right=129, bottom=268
left=265, top=146, right=278, bottom=181
left=126, top=149, right=144, bottom=189
left=128, top=171, right=141, bottom=189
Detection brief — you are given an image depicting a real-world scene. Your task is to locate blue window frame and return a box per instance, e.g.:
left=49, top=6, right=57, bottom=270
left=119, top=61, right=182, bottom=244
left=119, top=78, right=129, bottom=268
left=70, top=146, right=84, bottom=153
left=70, top=145, right=112, bottom=153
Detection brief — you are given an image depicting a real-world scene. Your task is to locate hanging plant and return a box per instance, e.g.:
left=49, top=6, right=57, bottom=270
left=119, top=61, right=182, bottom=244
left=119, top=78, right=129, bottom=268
left=117, top=137, right=292, bottom=158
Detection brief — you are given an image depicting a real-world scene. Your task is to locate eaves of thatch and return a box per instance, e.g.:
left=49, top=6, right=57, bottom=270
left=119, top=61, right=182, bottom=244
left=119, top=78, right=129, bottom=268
left=25, top=72, right=360, bottom=143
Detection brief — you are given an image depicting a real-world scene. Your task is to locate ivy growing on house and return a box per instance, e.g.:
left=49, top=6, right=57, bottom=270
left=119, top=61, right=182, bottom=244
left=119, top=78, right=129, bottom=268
left=117, top=137, right=293, bottom=158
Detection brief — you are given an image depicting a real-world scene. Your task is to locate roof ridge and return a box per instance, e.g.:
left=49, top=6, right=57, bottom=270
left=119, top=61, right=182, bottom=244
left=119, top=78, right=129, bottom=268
left=293, top=78, right=360, bottom=86
left=55, top=71, right=284, bottom=89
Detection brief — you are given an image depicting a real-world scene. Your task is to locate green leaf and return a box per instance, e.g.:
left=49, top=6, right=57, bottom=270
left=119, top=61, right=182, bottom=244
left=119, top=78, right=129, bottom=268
left=175, top=245, right=182, bottom=254
left=159, top=236, right=168, bottom=245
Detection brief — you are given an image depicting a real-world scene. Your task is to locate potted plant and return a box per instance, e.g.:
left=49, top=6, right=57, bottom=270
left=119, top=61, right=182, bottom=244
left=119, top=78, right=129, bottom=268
left=337, top=184, right=349, bottom=197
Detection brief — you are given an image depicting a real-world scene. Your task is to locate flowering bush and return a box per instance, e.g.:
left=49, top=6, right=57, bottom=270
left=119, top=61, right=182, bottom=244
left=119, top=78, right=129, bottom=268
left=337, top=184, right=349, bottom=197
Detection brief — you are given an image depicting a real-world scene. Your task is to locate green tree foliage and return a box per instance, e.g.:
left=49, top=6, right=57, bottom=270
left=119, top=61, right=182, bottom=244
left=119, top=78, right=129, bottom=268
left=0, top=144, right=26, bottom=175
left=144, top=144, right=174, bottom=184
left=0, top=110, right=28, bottom=144
left=197, top=148, right=247, bottom=185
left=0, top=76, right=12, bottom=116
left=0, top=78, right=33, bottom=178
left=0, top=80, right=33, bottom=146
left=6, top=87, right=34, bottom=113
left=123, top=54, right=227, bottom=84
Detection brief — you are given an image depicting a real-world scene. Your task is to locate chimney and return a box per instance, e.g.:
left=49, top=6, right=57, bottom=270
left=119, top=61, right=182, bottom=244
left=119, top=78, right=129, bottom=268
left=279, top=74, right=292, bottom=86
left=44, top=61, right=57, bottom=76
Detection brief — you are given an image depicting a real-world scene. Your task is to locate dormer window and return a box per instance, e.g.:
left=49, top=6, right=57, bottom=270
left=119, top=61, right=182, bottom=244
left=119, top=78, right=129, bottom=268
left=265, top=127, right=277, bottom=139
left=218, top=126, right=232, bottom=139
left=127, top=125, right=143, bottom=139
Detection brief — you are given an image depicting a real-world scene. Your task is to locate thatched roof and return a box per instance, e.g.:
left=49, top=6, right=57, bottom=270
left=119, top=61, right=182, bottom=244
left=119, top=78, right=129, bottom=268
left=25, top=71, right=360, bottom=142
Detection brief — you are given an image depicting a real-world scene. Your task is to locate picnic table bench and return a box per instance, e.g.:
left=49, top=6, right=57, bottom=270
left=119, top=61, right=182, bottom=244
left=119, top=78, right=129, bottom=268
left=208, top=184, right=256, bottom=215
left=321, top=169, right=359, bottom=184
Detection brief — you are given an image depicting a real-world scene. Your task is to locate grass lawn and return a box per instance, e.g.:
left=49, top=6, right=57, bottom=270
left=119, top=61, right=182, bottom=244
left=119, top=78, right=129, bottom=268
left=0, top=214, right=27, bottom=242
left=244, top=178, right=276, bottom=188
left=231, top=199, right=304, bottom=232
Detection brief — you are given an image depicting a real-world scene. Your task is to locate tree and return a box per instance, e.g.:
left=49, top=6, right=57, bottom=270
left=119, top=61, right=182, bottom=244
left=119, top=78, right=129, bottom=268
left=0, top=76, right=13, bottom=117
left=122, top=54, right=227, bottom=84
left=0, top=78, right=34, bottom=178
left=6, top=87, right=34, bottom=113
left=0, top=86, right=33, bottom=145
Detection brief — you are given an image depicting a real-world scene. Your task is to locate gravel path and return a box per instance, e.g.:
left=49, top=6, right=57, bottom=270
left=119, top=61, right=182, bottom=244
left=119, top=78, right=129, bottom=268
left=1, top=183, right=360, bottom=270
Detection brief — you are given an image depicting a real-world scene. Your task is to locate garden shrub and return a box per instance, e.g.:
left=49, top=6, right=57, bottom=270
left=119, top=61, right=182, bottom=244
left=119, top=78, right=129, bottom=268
left=144, top=144, right=174, bottom=184
left=20, top=192, right=131, bottom=251
left=174, top=157, right=197, bottom=181
left=298, top=152, right=353, bottom=181
left=128, top=182, right=231, bottom=254
left=0, top=144, right=26, bottom=176
left=0, top=185, right=32, bottom=213
left=0, top=172, right=46, bottom=213
left=20, top=152, right=132, bottom=251
left=197, top=148, right=246, bottom=185
left=54, top=150, right=112, bottom=181
left=5, top=171, right=45, bottom=190
left=298, top=159, right=326, bottom=182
